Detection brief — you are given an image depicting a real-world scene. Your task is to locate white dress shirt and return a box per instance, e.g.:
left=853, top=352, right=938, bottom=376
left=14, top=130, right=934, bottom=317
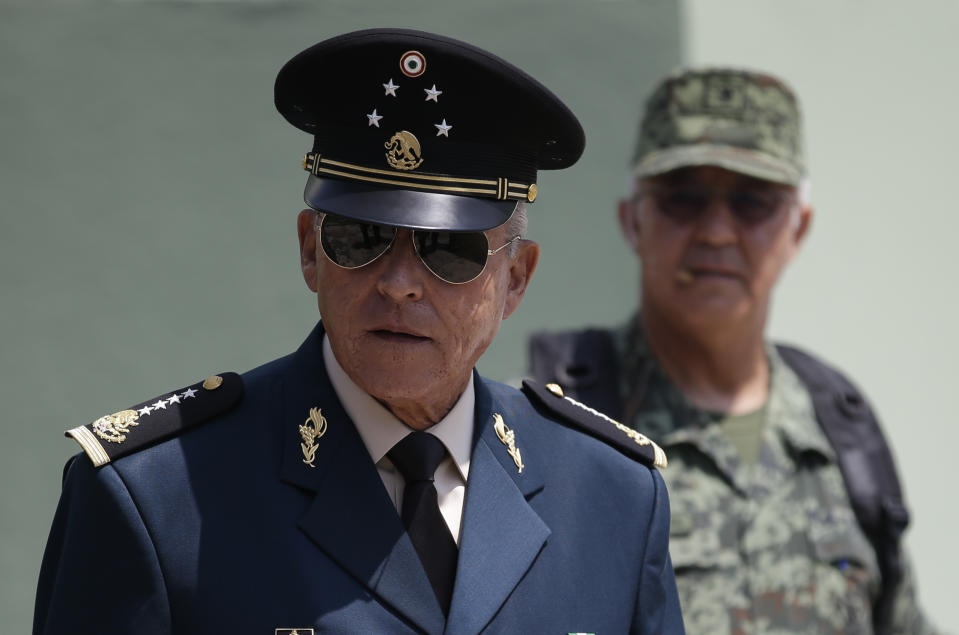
left=322, top=334, right=474, bottom=545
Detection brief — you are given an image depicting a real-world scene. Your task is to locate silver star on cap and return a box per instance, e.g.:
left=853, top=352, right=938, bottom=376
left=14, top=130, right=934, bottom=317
left=424, top=84, right=442, bottom=102
left=383, top=79, right=399, bottom=97
left=434, top=119, right=452, bottom=137
left=367, top=109, right=383, bottom=127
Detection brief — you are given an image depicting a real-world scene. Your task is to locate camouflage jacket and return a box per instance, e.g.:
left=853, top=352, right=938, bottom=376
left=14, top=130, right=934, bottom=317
left=614, top=318, right=934, bottom=635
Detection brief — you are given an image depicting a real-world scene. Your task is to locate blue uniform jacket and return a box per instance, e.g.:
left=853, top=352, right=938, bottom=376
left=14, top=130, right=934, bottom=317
left=35, top=324, right=683, bottom=634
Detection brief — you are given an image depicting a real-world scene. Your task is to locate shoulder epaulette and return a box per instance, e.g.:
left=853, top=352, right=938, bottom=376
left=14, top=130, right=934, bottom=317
left=66, top=372, right=244, bottom=467
left=521, top=379, right=667, bottom=469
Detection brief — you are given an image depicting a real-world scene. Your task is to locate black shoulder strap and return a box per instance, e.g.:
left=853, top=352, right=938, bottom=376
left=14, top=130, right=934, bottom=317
left=528, top=328, right=623, bottom=419
left=521, top=379, right=667, bottom=469
left=65, top=372, right=244, bottom=468
left=776, top=344, right=908, bottom=635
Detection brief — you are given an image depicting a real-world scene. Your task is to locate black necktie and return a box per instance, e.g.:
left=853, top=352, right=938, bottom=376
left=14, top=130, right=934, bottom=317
left=387, top=431, right=458, bottom=615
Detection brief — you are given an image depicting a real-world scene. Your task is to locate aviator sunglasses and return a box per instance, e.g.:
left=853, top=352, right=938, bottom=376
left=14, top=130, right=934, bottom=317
left=318, top=214, right=521, bottom=284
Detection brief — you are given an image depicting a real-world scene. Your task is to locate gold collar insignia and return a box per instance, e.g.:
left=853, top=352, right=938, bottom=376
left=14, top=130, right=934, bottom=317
left=299, top=407, right=327, bottom=468
left=493, top=413, right=524, bottom=473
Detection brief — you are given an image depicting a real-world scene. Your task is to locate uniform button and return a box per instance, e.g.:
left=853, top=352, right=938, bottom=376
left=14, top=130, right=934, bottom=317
left=546, top=382, right=564, bottom=397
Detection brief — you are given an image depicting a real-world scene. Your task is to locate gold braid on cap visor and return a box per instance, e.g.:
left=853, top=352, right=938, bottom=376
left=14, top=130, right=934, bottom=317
left=302, top=152, right=539, bottom=203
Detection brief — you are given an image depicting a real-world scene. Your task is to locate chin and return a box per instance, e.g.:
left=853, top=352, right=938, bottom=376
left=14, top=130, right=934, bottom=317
left=682, top=300, right=753, bottom=329
left=346, top=356, right=443, bottom=402
left=654, top=288, right=744, bottom=321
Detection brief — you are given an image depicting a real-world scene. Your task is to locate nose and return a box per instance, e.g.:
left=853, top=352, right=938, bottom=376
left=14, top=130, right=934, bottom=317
left=693, top=198, right=738, bottom=247
left=375, top=230, right=425, bottom=302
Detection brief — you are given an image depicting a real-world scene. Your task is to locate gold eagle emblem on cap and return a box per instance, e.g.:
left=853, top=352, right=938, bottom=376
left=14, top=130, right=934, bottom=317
left=385, top=131, right=424, bottom=171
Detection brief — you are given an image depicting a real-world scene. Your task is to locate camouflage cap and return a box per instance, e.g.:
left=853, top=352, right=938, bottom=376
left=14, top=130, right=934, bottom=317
left=632, top=67, right=806, bottom=186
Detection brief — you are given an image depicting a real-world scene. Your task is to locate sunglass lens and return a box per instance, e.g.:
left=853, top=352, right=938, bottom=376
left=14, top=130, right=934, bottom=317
left=415, top=231, right=488, bottom=283
left=321, top=216, right=396, bottom=268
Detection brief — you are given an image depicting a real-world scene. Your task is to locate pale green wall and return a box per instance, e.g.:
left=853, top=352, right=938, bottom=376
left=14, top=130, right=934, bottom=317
left=682, top=1, right=959, bottom=630
left=0, top=3, right=680, bottom=632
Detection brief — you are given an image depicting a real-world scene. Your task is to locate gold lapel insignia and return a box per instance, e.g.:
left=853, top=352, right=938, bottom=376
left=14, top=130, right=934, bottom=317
left=92, top=409, right=140, bottom=443
left=299, top=407, right=328, bottom=468
left=493, top=413, right=524, bottom=473
left=275, top=629, right=314, bottom=635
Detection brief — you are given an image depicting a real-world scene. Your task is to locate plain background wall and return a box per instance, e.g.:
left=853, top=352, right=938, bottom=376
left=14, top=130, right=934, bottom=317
left=2, top=1, right=955, bottom=632
left=0, top=2, right=681, bottom=632
left=681, top=2, right=958, bottom=631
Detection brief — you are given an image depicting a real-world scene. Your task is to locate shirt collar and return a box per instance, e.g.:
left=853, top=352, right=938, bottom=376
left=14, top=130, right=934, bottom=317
left=322, top=334, right=473, bottom=480
left=765, top=344, right=836, bottom=461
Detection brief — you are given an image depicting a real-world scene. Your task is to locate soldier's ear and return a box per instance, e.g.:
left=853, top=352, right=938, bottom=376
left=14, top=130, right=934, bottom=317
left=297, top=209, right=320, bottom=292
left=793, top=203, right=813, bottom=246
left=783, top=203, right=813, bottom=267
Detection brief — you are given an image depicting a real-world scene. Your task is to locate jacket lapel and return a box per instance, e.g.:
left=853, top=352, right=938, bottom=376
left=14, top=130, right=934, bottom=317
left=446, top=377, right=550, bottom=635
left=278, top=324, right=446, bottom=635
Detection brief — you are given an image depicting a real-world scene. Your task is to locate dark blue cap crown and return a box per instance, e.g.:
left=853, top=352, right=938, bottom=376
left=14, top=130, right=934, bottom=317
left=275, top=28, right=585, bottom=231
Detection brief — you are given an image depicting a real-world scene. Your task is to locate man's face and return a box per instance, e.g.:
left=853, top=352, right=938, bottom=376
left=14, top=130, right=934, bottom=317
left=297, top=209, right=538, bottom=421
left=619, top=166, right=812, bottom=331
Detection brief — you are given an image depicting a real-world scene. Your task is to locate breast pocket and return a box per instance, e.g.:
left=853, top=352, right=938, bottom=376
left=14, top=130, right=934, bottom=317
left=808, top=521, right=880, bottom=633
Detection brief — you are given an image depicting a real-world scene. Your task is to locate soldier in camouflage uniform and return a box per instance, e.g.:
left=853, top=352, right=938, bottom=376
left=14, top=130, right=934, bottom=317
left=531, top=68, right=935, bottom=634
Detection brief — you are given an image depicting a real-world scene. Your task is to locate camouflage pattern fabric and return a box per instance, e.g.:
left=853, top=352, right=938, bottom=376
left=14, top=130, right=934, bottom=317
left=614, top=316, right=935, bottom=635
left=632, top=67, right=805, bottom=186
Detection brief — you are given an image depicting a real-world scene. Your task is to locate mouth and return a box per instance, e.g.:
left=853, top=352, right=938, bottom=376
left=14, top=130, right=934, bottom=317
left=692, top=269, right=741, bottom=279
left=369, top=328, right=431, bottom=343
left=677, top=266, right=744, bottom=284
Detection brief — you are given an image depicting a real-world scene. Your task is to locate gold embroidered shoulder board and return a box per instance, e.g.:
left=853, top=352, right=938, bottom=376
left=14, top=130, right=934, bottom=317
left=66, top=372, right=244, bottom=467
left=521, top=379, right=667, bottom=469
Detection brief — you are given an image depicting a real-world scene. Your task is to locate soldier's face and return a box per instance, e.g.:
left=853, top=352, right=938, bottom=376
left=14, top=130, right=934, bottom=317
left=297, top=209, right=538, bottom=425
left=619, top=166, right=812, bottom=331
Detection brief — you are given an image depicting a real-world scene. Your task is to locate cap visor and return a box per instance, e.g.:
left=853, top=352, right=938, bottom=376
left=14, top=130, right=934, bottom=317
left=304, top=176, right=516, bottom=231
left=634, top=145, right=802, bottom=186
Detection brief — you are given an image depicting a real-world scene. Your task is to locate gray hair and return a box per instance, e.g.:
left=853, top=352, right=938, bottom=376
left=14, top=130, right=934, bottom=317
left=797, top=178, right=812, bottom=206
left=504, top=201, right=528, bottom=256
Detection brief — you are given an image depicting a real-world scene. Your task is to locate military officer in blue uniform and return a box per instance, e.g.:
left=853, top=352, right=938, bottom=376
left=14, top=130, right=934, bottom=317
left=34, top=29, right=683, bottom=634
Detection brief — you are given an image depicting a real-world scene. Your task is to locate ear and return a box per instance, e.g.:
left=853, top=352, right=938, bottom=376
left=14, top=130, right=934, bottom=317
left=783, top=203, right=813, bottom=266
left=297, top=209, right=319, bottom=293
left=617, top=198, right=642, bottom=254
left=502, top=239, right=540, bottom=320
left=794, top=203, right=813, bottom=246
